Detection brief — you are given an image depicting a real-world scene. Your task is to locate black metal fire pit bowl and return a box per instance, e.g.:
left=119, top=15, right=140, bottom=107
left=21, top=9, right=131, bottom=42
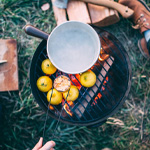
left=30, top=26, right=132, bottom=127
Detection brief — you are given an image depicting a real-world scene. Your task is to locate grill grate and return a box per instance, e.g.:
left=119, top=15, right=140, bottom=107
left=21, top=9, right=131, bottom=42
left=31, top=27, right=131, bottom=126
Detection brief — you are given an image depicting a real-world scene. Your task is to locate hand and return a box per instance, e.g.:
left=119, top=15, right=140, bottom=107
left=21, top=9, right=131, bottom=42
left=32, top=137, right=56, bottom=150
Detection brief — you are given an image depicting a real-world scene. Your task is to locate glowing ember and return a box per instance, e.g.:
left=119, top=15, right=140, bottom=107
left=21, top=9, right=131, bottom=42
left=62, top=100, right=74, bottom=116
left=104, top=76, right=109, bottom=83
left=92, top=93, right=102, bottom=106
left=101, top=76, right=109, bottom=91
left=92, top=76, right=109, bottom=106
left=97, top=93, right=102, bottom=99
left=49, top=105, right=54, bottom=110
left=99, top=54, right=109, bottom=61
left=67, top=101, right=74, bottom=107
left=69, top=74, right=81, bottom=90
left=91, top=50, right=110, bottom=69
left=90, top=66, right=94, bottom=69
left=64, top=103, right=73, bottom=116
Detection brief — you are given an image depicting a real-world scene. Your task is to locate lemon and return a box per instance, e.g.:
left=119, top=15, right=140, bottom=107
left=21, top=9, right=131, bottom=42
left=41, top=59, right=57, bottom=75
left=80, top=70, right=96, bottom=87
left=36, top=76, right=52, bottom=92
left=47, top=89, right=62, bottom=105
left=63, top=85, right=79, bottom=101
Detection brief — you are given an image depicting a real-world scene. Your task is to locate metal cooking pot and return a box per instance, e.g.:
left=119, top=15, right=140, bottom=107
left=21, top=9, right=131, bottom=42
left=24, top=21, right=101, bottom=74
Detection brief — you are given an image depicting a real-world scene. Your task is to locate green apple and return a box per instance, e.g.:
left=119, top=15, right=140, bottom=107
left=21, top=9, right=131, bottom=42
left=80, top=70, right=96, bottom=87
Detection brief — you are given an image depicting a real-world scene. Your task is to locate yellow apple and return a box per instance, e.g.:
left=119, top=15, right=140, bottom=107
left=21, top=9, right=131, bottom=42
left=63, top=85, right=79, bottom=101
left=41, top=59, right=57, bottom=75
left=47, top=89, right=62, bottom=105
left=36, top=76, right=52, bottom=92
left=80, top=70, right=96, bottom=87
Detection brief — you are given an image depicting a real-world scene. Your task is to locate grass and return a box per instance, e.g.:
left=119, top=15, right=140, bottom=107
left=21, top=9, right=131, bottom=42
left=0, top=0, right=150, bottom=149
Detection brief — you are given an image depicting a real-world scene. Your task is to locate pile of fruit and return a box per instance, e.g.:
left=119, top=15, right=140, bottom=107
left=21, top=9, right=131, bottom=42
left=36, top=58, right=97, bottom=106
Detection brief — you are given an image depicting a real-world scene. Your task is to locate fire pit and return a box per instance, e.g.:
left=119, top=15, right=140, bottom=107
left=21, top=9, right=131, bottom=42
left=30, top=26, right=131, bottom=127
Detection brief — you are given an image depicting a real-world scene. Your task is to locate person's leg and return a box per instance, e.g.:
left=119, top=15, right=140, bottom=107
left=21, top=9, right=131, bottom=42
left=144, top=30, right=150, bottom=42
left=118, top=0, right=150, bottom=58
left=0, top=104, right=2, bottom=126
left=144, top=30, right=150, bottom=53
left=0, top=104, right=2, bottom=145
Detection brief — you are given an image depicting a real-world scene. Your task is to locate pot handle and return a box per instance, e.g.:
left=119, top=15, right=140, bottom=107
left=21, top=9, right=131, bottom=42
left=24, top=25, right=49, bottom=40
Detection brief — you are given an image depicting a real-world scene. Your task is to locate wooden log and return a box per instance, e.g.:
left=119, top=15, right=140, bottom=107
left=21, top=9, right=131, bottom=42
left=0, top=39, right=19, bottom=92
left=52, top=0, right=67, bottom=25
left=88, top=1, right=120, bottom=27
left=67, top=1, right=91, bottom=24
left=74, top=56, right=114, bottom=118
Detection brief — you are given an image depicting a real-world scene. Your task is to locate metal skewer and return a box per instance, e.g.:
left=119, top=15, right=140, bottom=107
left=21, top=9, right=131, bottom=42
left=42, top=87, right=70, bottom=143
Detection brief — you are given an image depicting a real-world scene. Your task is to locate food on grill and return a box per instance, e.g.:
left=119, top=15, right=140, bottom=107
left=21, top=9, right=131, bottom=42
left=63, top=85, right=79, bottom=101
left=47, top=89, right=62, bottom=105
left=41, top=59, right=57, bottom=75
left=54, top=75, right=71, bottom=92
left=80, top=70, right=96, bottom=87
left=36, top=76, right=52, bottom=92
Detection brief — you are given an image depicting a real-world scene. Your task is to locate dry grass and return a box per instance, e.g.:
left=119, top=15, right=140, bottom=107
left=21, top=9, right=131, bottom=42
left=0, top=0, right=150, bottom=150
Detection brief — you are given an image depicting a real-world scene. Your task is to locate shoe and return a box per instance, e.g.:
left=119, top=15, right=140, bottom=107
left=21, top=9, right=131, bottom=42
left=119, top=0, right=150, bottom=57
left=138, top=38, right=150, bottom=58
left=119, top=0, right=150, bottom=33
